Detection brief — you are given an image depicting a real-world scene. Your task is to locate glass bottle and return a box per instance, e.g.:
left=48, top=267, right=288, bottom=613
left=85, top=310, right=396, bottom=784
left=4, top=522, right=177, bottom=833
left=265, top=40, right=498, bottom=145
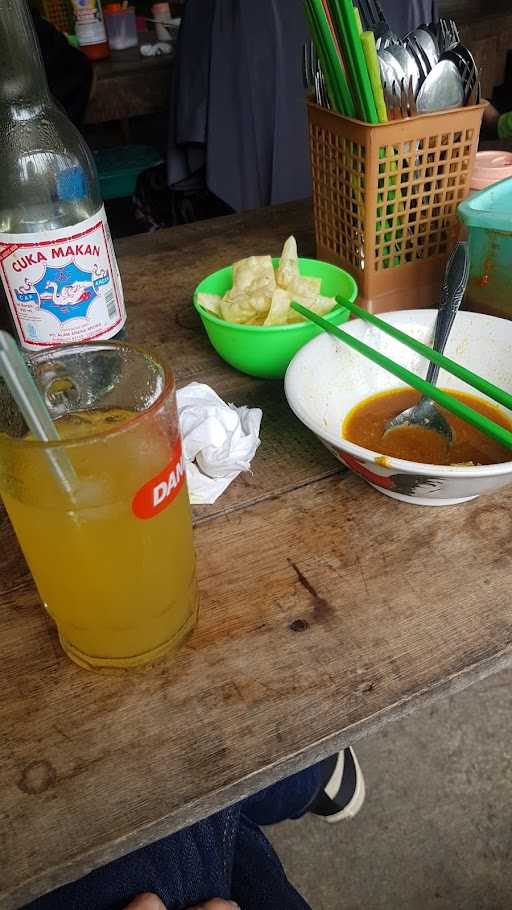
left=0, top=0, right=126, bottom=350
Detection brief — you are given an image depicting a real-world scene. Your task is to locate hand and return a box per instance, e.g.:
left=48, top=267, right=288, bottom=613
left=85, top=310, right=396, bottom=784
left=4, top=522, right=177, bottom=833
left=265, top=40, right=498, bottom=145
left=124, top=894, right=239, bottom=910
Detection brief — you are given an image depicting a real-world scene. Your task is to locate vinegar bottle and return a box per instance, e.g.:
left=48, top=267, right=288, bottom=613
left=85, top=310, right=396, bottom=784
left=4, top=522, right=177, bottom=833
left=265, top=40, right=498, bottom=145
left=0, top=0, right=126, bottom=350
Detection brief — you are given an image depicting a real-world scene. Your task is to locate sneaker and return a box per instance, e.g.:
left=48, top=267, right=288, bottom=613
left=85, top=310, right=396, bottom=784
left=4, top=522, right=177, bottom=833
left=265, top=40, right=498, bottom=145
left=309, top=747, right=365, bottom=823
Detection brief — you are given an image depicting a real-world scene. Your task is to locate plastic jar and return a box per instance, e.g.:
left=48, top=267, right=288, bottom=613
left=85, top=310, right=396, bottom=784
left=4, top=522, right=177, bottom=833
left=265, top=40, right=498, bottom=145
left=104, top=4, right=138, bottom=50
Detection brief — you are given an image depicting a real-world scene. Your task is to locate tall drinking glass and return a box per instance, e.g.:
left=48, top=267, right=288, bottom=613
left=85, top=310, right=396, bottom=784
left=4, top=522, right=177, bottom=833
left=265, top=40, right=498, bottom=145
left=0, top=341, right=199, bottom=670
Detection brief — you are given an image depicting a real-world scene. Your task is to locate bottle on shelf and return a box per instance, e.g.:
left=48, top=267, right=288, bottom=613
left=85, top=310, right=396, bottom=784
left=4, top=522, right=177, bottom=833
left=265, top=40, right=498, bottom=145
left=0, top=0, right=126, bottom=351
left=70, top=0, right=110, bottom=61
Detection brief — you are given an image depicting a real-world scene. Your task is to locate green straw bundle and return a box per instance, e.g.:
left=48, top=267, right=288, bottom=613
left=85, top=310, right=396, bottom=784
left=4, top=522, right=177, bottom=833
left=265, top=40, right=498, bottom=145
left=305, top=0, right=355, bottom=115
left=305, top=2, right=405, bottom=267
left=305, top=0, right=379, bottom=123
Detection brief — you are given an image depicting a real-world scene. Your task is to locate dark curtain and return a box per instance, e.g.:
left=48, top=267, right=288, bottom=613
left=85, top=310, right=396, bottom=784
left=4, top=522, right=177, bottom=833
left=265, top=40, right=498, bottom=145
left=376, top=0, right=438, bottom=36
left=168, top=0, right=438, bottom=212
left=167, top=0, right=310, bottom=211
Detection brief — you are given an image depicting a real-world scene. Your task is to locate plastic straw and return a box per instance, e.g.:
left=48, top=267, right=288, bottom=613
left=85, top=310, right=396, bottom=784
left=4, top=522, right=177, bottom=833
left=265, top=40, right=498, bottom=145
left=290, top=303, right=512, bottom=450
left=319, top=0, right=357, bottom=103
left=306, top=0, right=355, bottom=116
left=353, top=5, right=363, bottom=34
left=361, top=30, right=388, bottom=122
left=330, top=0, right=379, bottom=122
left=0, top=331, right=76, bottom=493
left=305, top=0, right=345, bottom=113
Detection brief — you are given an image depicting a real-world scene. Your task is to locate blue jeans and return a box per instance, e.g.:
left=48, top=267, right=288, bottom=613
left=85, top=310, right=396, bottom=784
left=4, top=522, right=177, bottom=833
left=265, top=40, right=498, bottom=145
left=26, top=758, right=333, bottom=910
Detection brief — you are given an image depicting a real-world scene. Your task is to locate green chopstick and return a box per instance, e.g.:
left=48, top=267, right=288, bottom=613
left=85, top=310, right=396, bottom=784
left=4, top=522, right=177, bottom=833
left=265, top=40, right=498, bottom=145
left=330, top=0, right=378, bottom=122
left=335, top=296, right=512, bottom=413
left=290, top=302, right=512, bottom=450
left=305, top=0, right=355, bottom=116
left=305, top=0, right=341, bottom=112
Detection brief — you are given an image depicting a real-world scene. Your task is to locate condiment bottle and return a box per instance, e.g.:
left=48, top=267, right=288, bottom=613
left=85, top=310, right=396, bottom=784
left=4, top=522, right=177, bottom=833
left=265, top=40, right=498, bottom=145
left=70, top=0, right=110, bottom=61
left=0, top=0, right=126, bottom=349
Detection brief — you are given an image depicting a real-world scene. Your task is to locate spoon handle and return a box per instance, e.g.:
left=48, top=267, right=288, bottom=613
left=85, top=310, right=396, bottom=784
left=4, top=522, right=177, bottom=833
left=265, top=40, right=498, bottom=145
left=425, top=241, right=470, bottom=387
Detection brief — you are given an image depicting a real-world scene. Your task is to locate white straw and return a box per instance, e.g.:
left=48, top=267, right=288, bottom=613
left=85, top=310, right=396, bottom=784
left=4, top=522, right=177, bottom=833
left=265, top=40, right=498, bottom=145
left=0, top=331, right=76, bottom=494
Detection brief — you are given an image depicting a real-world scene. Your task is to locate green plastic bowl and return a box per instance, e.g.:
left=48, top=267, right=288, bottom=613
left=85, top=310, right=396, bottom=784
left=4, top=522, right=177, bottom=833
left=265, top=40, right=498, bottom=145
left=193, top=257, right=358, bottom=379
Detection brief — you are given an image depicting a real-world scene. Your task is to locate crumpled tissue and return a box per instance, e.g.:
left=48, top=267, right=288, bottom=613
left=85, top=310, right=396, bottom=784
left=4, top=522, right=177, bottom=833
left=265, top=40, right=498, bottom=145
left=176, top=383, right=262, bottom=505
left=140, top=42, right=173, bottom=56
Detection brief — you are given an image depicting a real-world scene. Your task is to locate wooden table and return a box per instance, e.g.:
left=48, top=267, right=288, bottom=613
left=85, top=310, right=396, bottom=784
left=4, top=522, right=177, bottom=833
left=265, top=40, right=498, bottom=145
left=1, top=200, right=512, bottom=909
left=85, top=40, right=173, bottom=126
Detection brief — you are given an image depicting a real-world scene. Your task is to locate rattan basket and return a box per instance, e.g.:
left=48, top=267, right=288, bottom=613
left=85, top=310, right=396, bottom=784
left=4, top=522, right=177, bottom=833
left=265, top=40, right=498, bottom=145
left=308, top=102, right=485, bottom=313
left=38, top=0, right=74, bottom=33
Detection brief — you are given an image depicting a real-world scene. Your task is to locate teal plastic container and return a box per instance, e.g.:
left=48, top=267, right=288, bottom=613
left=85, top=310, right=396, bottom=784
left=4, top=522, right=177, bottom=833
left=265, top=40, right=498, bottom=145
left=193, top=258, right=357, bottom=379
left=458, top=177, right=512, bottom=319
left=93, top=146, right=162, bottom=200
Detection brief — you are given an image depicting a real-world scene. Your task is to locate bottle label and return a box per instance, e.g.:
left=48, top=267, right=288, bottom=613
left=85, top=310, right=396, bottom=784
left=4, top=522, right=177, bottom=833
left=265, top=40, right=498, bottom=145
left=0, top=208, right=126, bottom=350
left=72, top=0, right=108, bottom=46
left=132, top=441, right=186, bottom=520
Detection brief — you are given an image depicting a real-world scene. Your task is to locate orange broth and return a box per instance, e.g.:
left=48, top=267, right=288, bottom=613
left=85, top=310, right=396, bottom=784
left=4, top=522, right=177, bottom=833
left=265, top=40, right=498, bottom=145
left=342, top=387, right=512, bottom=466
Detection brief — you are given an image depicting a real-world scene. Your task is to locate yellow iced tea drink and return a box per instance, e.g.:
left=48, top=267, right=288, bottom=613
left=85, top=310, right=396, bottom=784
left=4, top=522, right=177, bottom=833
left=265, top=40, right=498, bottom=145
left=1, top=393, right=199, bottom=670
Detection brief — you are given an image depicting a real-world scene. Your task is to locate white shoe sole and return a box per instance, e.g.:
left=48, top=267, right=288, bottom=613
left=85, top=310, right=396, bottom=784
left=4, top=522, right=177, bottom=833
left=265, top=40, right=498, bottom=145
left=323, top=748, right=366, bottom=823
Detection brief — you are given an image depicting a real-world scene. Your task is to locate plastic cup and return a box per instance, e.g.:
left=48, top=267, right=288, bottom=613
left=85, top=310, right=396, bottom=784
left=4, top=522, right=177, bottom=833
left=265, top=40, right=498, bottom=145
left=104, top=6, right=138, bottom=50
left=0, top=342, right=199, bottom=671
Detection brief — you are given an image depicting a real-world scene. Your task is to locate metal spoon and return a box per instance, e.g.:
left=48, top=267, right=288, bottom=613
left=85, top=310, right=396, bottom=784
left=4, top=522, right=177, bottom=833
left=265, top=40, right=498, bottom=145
left=405, top=33, right=432, bottom=83
left=412, top=27, right=439, bottom=68
left=384, top=242, right=470, bottom=445
left=441, top=45, right=479, bottom=106
left=378, top=48, right=406, bottom=91
left=385, top=43, right=421, bottom=94
left=416, top=59, right=464, bottom=113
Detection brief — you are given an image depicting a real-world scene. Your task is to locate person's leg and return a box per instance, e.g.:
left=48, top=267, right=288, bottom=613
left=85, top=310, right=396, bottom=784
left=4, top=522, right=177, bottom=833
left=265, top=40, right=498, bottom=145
left=243, top=750, right=365, bottom=827
left=231, top=815, right=310, bottom=910
left=25, top=808, right=239, bottom=910
left=24, top=805, right=312, bottom=910
left=25, top=757, right=363, bottom=910
left=242, top=757, right=334, bottom=825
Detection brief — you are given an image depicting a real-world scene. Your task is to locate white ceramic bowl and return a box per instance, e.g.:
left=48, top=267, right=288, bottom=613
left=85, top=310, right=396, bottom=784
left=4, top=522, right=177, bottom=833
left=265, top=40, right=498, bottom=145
left=285, top=309, right=512, bottom=506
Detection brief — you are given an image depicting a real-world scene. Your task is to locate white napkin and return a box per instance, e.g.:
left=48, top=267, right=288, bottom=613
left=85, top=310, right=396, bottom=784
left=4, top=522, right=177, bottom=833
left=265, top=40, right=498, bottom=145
left=176, top=383, right=262, bottom=504
left=140, top=42, right=173, bottom=56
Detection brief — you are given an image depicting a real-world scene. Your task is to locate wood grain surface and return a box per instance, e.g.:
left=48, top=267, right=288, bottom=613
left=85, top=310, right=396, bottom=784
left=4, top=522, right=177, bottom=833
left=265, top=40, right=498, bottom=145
left=1, top=201, right=511, bottom=908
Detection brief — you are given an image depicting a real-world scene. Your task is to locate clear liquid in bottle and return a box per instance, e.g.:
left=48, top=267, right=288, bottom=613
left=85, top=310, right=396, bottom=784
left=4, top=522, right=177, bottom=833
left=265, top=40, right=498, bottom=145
left=0, top=0, right=126, bottom=349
